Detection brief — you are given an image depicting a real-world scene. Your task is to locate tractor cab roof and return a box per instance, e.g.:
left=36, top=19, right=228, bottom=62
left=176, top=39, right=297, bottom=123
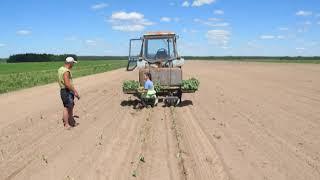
left=143, top=31, right=176, bottom=39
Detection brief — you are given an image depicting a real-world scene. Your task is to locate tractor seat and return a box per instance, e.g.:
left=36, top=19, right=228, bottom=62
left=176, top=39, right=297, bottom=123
left=155, top=50, right=168, bottom=59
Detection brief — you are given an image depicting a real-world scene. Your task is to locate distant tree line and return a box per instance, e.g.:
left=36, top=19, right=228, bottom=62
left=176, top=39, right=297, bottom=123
left=5, top=54, right=320, bottom=63
left=183, top=56, right=320, bottom=60
left=7, top=53, right=78, bottom=63
left=78, top=56, right=320, bottom=61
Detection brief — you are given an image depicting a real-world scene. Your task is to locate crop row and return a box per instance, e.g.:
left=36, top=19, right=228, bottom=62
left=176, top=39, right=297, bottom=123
left=0, top=61, right=126, bottom=94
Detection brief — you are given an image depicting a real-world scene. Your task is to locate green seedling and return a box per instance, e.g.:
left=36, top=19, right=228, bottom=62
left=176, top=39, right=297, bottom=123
left=139, top=155, right=145, bottom=163
left=123, top=80, right=140, bottom=91
left=132, top=170, right=137, bottom=177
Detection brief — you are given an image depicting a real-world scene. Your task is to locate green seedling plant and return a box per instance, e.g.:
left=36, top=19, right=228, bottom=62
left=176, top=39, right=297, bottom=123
left=181, top=77, right=200, bottom=91
left=122, top=80, right=140, bottom=91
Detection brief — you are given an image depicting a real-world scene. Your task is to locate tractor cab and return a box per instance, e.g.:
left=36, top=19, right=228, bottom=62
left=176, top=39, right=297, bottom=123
left=127, top=32, right=182, bottom=71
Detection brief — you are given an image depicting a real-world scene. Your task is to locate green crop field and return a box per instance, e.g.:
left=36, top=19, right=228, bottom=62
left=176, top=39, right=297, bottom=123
left=0, top=60, right=126, bottom=94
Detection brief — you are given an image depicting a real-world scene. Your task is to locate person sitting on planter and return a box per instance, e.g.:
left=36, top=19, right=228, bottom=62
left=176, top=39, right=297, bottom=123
left=143, top=72, right=158, bottom=106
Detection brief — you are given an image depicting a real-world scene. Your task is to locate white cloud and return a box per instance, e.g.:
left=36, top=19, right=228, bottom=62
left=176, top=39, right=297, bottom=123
left=316, top=14, right=320, bottom=17
left=297, top=28, right=307, bottom=33
left=279, top=27, right=289, bottom=31
left=182, top=28, right=187, bottom=33
left=112, top=25, right=145, bottom=32
left=182, top=28, right=198, bottom=33
left=318, top=21, right=320, bottom=25
left=169, top=2, right=175, bottom=6
left=193, top=18, right=201, bottom=22
left=91, top=3, right=108, bottom=10
left=296, top=47, right=305, bottom=50
left=65, top=36, right=78, bottom=41
left=304, top=21, right=312, bottom=25
left=208, top=18, right=222, bottom=21
left=309, top=42, right=318, bottom=46
left=296, top=10, right=312, bottom=16
left=260, top=35, right=285, bottom=40
left=17, top=30, right=31, bottom=35
left=192, top=0, right=216, bottom=7
left=194, top=18, right=229, bottom=27
left=173, top=17, right=181, bottom=22
left=0, top=43, right=6, bottom=47
left=206, top=22, right=229, bottom=27
left=247, top=41, right=254, bottom=46
left=104, top=49, right=113, bottom=53
left=260, top=35, right=275, bottom=39
left=111, top=11, right=144, bottom=21
left=214, top=10, right=224, bottom=15
left=190, top=29, right=198, bottom=33
left=160, top=17, right=171, bottom=22
left=85, top=40, right=97, bottom=46
left=247, top=41, right=261, bottom=49
left=160, top=17, right=179, bottom=22
left=109, top=11, right=154, bottom=32
left=206, top=30, right=231, bottom=46
left=182, top=1, right=190, bottom=7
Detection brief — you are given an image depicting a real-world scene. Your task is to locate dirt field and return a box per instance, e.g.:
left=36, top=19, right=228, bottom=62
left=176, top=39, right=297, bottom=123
left=1, top=61, right=320, bottom=180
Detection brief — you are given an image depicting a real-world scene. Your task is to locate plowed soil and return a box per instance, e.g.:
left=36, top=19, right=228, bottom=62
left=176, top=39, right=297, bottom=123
left=1, top=61, right=320, bottom=180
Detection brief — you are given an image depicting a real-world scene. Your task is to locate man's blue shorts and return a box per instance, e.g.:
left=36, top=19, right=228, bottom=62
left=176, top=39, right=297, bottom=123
left=60, top=89, right=74, bottom=108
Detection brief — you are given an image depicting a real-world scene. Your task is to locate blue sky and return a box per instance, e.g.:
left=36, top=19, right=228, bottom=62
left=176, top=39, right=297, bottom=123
left=0, top=0, right=320, bottom=57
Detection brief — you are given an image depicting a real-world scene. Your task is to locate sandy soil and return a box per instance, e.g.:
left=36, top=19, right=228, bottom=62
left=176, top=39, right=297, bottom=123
left=1, top=61, right=320, bottom=180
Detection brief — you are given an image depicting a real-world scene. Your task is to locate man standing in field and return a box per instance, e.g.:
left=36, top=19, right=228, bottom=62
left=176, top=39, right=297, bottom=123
left=58, top=57, right=80, bottom=129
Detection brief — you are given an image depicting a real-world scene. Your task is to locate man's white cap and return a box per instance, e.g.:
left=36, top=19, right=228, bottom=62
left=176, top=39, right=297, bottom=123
left=65, top=57, right=78, bottom=64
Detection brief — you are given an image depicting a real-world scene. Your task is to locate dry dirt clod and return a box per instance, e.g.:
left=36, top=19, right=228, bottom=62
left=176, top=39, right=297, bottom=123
left=219, top=122, right=226, bottom=127
left=213, top=134, right=222, bottom=140
left=41, top=154, right=48, bottom=164
left=65, top=175, right=74, bottom=180
left=205, top=156, right=213, bottom=164
left=1, top=149, right=5, bottom=160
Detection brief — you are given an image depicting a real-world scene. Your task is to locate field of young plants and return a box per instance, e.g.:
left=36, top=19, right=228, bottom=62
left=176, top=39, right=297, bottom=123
left=0, top=60, right=126, bottom=94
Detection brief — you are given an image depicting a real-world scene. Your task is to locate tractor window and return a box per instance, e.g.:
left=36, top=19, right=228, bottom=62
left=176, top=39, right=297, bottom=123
left=128, top=39, right=142, bottom=71
left=145, top=38, right=175, bottom=61
left=129, top=39, right=142, bottom=59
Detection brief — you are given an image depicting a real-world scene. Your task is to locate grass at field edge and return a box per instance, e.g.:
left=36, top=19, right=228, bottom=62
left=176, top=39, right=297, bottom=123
left=0, top=60, right=126, bottom=94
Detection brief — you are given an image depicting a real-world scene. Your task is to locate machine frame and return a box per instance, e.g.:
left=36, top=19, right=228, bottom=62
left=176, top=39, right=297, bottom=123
left=124, top=32, right=193, bottom=106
